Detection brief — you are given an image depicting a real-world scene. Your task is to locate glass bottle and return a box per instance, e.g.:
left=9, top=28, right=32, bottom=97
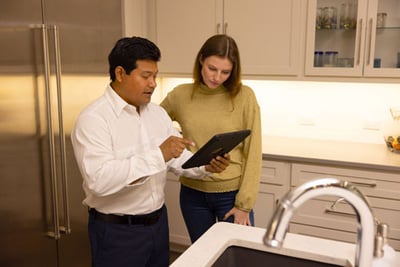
left=324, top=51, right=338, bottom=67
left=314, top=51, right=324, bottom=67
left=340, top=3, right=353, bottom=29
left=376, top=12, right=387, bottom=28
left=322, top=7, right=337, bottom=29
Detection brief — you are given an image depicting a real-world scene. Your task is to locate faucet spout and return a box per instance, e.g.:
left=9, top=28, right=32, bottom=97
left=263, top=178, right=374, bottom=267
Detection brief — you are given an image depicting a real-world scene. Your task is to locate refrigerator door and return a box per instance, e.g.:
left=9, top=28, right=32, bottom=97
left=0, top=4, right=59, bottom=267
left=42, top=1, right=122, bottom=266
left=0, top=0, right=122, bottom=266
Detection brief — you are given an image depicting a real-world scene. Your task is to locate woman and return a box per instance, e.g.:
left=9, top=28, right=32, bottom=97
left=160, top=34, right=262, bottom=243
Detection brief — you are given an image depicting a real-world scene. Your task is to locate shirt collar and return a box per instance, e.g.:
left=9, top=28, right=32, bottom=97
left=104, top=84, right=138, bottom=116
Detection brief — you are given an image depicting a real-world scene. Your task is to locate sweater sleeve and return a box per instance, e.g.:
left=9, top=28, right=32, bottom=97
left=234, top=87, right=262, bottom=212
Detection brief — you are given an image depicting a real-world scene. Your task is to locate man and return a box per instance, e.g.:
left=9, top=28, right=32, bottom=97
left=71, top=37, right=229, bottom=267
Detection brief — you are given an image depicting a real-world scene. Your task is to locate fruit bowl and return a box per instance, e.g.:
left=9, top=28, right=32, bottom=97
left=384, top=135, right=400, bottom=153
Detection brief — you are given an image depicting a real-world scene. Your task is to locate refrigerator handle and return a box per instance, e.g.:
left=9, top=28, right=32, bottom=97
left=42, top=24, right=61, bottom=240
left=53, top=25, right=71, bottom=235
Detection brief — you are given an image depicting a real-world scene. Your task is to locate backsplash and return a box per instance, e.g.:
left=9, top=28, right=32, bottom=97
left=155, top=78, right=400, bottom=145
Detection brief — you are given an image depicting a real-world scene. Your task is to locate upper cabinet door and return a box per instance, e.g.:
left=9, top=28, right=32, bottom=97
left=152, top=0, right=222, bottom=74
left=224, top=0, right=301, bottom=76
left=151, top=0, right=301, bottom=76
left=363, top=0, right=400, bottom=77
left=305, top=0, right=400, bottom=78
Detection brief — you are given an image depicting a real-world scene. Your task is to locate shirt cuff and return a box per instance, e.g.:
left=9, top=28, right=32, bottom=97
left=200, top=165, right=211, bottom=176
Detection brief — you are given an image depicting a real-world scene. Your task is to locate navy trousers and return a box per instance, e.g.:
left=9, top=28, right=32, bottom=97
left=88, top=205, right=169, bottom=267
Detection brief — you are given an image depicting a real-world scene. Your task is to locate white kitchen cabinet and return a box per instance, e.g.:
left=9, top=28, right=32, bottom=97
left=166, top=160, right=291, bottom=245
left=253, top=160, right=291, bottom=228
left=149, top=0, right=301, bottom=76
left=165, top=173, right=191, bottom=246
left=305, top=0, right=400, bottom=78
left=166, top=156, right=400, bottom=251
left=289, top=163, right=400, bottom=250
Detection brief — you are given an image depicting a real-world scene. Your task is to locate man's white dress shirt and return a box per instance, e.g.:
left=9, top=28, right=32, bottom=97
left=71, top=85, right=207, bottom=215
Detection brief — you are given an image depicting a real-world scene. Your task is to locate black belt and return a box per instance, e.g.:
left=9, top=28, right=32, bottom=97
left=90, top=205, right=163, bottom=225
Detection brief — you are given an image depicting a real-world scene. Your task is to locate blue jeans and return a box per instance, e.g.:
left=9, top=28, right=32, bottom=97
left=180, top=185, right=254, bottom=243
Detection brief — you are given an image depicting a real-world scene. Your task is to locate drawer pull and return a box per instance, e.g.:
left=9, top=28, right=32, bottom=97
left=326, top=197, right=356, bottom=218
left=327, top=197, right=381, bottom=224
left=350, top=181, right=377, bottom=188
left=325, top=208, right=356, bottom=218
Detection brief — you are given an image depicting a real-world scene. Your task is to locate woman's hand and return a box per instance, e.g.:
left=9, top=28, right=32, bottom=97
left=223, top=207, right=252, bottom=226
left=205, top=154, right=230, bottom=173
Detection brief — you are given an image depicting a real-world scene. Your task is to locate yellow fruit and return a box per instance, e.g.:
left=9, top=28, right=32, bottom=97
left=391, top=136, right=400, bottom=150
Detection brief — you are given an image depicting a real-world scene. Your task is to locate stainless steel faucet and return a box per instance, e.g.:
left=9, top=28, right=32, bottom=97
left=263, top=178, right=375, bottom=267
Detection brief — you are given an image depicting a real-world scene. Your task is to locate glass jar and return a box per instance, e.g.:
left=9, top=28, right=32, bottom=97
left=324, top=51, right=338, bottom=67
left=314, top=51, right=324, bottom=67
left=340, top=3, right=353, bottom=29
left=322, top=7, right=337, bottom=29
left=316, top=8, right=323, bottom=29
left=376, top=12, right=387, bottom=28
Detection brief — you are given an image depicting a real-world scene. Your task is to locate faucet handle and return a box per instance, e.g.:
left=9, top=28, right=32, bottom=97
left=377, top=223, right=389, bottom=244
left=374, top=223, right=389, bottom=258
left=374, top=235, right=384, bottom=258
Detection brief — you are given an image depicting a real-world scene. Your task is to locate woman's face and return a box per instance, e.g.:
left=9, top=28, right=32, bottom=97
left=200, top=55, right=233, bottom=89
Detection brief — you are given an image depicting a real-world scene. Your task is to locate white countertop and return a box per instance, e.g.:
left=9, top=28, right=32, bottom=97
left=170, top=222, right=400, bottom=267
left=262, top=135, right=400, bottom=172
left=170, top=137, right=400, bottom=267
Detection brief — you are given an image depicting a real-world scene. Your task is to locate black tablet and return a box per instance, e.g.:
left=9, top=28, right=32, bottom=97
left=182, top=129, right=251, bottom=169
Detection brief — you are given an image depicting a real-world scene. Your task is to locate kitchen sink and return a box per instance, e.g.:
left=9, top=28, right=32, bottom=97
left=211, top=246, right=344, bottom=267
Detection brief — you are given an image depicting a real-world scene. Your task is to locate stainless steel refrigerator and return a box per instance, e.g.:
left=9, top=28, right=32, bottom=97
left=0, top=0, right=122, bottom=266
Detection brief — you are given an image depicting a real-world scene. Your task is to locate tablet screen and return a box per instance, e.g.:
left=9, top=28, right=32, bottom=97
left=181, top=129, right=251, bottom=169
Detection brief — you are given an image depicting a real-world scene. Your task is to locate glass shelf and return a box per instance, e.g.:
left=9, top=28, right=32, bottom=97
left=317, top=26, right=400, bottom=31
left=376, top=26, right=400, bottom=30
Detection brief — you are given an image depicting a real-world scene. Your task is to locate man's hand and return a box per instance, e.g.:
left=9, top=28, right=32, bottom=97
left=160, top=136, right=194, bottom=162
left=205, top=154, right=230, bottom=173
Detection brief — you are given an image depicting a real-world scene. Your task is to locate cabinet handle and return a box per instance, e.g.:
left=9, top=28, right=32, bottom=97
left=325, top=208, right=356, bottom=218
left=351, top=181, right=377, bottom=188
left=325, top=197, right=356, bottom=217
left=356, top=19, right=363, bottom=66
left=223, top=22, right=228, bottom=34
left=216, top=23, right=221, bottom=34
left=325, top=207, right=380, bottom=224
left=367, top=18, right=373, bottom=66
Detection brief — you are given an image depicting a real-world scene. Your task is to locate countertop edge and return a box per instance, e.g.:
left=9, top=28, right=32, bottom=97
left=262, top=135, right=400, bottom=172
left=170, top=222, right=357, bottom=267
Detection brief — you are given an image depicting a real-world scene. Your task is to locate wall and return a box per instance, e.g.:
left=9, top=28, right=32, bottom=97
left=122, top=1, right=400, bottom=145
left=154, top=78, right=400, bottom=144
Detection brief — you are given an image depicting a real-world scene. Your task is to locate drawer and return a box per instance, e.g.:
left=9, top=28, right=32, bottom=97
left=254, top=191, right=275, bottom=228
left=289, top=223, right=400, bottom=251
left=290, top=197, right=400, bottom=244
left=291, top=163, right=400, bottom=200
left=261, top=160, right=290, bottom=186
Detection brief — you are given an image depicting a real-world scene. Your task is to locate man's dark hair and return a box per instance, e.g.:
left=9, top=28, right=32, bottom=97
left=108, top=36, right=161, bottom=81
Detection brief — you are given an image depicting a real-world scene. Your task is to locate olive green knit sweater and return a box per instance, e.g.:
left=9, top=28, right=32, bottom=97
left=160, top=83, right=262, bottom=211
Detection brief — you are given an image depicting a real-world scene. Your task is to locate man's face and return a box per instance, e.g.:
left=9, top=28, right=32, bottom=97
left=114, top=60, right=158, bottom=109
